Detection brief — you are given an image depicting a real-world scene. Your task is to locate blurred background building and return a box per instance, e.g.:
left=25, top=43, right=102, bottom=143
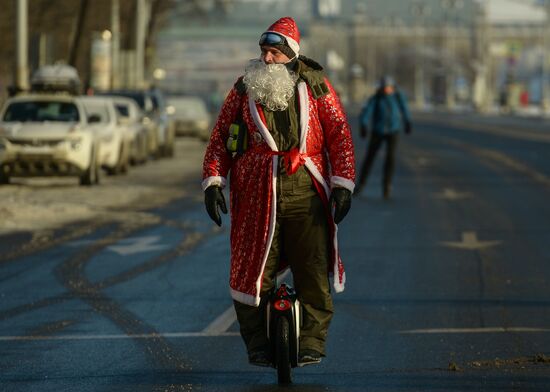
left=1, top=0, right=550, bottom=114
left=156, top=0, right=550, bottom=114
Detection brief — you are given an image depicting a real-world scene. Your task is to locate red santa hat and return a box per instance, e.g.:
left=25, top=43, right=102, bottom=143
left=259, top=16, right=300, bottom=59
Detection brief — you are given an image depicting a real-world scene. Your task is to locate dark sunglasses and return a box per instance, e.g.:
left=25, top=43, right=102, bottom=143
left=259, top=32, right=287, bottom=46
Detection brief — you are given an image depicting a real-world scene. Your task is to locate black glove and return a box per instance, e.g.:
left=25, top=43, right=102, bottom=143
left=405, top=121, right=412, bottom=135
left=360, top=124, right=368, bottom=139
left=204, top=186, right=227, bottom=226
left=329, top=188, right=352, bottom=224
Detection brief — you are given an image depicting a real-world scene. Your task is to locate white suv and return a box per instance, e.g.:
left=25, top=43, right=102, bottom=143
left=0, top=94, right=100, bottom=185
left=78, top=96, right=129, bottom=175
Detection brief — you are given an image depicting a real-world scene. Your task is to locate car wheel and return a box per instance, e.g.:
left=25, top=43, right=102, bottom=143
left=119, top=143, right=129, bottom=174
left=163, top=139, right=174, bottom=158
left=0, top=169, right=10, bottom=185
left=107, top=143, right=127, bottom=175
left=164, top=125, right=175, bottom=157
left=80, top=147, right=98, bottom=186
left=140, top=135, right=148, bottom=164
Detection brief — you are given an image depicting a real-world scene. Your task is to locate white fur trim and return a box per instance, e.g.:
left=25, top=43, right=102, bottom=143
left=304, top=158, right=330, bottom=199
left=247, top=96, right=281, bottom=306
left=331, top=176, right=355, bottom=193
left=231, top=288, right=260, bottom=306
left=333, top=272, right=346, bottom=293
left=252, top=156, right=279, bottom=305
left=297, top=82, right=309, bottom=153
left=265, top=30, right=300, bottom=57
left=330, top=223, right=345, bottom=293
left=202, top=176, right=226, bottom=191
left=304, top=158, right=345, bottom=293
left=249, top=96, right=277, bottom=151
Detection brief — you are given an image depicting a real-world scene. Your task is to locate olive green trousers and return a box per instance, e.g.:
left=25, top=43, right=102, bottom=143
left=233, top=192, right=333, bottom=356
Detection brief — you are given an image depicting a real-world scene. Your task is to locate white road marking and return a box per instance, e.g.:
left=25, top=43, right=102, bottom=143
left=5, top=327, right=549, bottom=341
left=67, top=236, right=171, bottom=255
left=399, top=327, right=550, bottom=334
left=109, top=236, right=171, bottom=255
left=441, top=231, right=501, bottom=250
left=0, top=331, right=240, bottom=341
left=202, top=306, right=238, bottom=335
left=434, top=188, right=472, bottom=201
left=201, top=270, right=293, bottom=336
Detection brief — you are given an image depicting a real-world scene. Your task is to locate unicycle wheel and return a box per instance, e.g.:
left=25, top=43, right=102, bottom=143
left=276, top=316, right=292, bottom=384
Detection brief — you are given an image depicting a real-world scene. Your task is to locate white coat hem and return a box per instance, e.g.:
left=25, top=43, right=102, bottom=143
left=230, top=288, right=260, bottom=307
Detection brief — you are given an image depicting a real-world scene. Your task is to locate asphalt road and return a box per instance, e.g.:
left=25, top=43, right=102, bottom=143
left=1, top=111, right=549, bottom=391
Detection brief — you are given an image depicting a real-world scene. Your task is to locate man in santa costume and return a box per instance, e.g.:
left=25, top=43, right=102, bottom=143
left=202, top=16, right=355, bottom=367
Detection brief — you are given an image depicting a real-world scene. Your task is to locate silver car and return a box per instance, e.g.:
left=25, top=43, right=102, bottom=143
left=78, top=96, right=130, bottom=175
left=112, top=97, right=148, bottom=165
left=167, top=96, right=211, bottom=141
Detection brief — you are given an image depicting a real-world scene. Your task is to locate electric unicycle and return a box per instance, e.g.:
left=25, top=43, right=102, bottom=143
left=267, top=283, right=301, bottom=384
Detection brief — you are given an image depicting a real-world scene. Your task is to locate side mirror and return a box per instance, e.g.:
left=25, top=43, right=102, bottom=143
left=88, top=114, right=101, bottom=123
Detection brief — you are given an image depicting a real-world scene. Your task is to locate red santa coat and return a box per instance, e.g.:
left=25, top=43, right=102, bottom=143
left=202, top=78, right=355, bottom=306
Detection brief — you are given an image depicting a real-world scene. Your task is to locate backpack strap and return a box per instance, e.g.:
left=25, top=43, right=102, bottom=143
left=298, top=56, right=330, bottom=99
left=234, top=76, right=247, bottom=97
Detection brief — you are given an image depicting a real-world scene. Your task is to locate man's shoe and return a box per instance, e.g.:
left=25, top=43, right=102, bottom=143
left=298, top=349, right=322, bottom=367
left=248, top=349, right=271, bottom=367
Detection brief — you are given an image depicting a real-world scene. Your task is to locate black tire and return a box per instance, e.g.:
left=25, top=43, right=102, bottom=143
left=106, top=143, right=128, bottom=175
left=150, top=130, right=160, bottom=159
left=0, top=170, right=9, bottom=185
left=119, top=143, right=129, bottom=174
left=164, top=126, right=175, bottom=157
left=276, top=317, right=292, bottom=384
left=163, top=140, right=174, bottom=157
left=79, top=147, right=98, bottom=186
left=140, top=135, right=148, bottom=164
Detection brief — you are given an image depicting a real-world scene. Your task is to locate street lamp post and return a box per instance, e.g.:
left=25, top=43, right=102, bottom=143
left=441, top=0, right=463, bottom=109
left=542, top=0, right=550, bottom=113
left=471, top=0, right=492, bottom=112
left=411, top=1, right=430, bottom=109
left=136, top=0, right=150, bottom=89
left=111, top=0, right=121, bottom=89
left=15, top=0, right=29, bottom=92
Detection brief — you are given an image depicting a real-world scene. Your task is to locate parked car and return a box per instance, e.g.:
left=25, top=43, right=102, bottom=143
left=167, top=96, right=210, bottom=141
left=97, top=89, right=175, bottom=158
left=111, top=96, right=148, bottom=165
left=0, top=94, right=100, bottom=185
left=78, top=96, right=129, bottom=175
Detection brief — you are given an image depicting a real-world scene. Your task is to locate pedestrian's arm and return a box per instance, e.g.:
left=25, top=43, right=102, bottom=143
left=202, top=87, right=241, bottom=190
left=317, top=78, right=356, bottom=193
left=360, top=97, right=374, bottom=129
left=359, top=98, right=374, bottom=138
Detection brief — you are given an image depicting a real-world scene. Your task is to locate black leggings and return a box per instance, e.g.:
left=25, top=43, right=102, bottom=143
left=357, top=133, right=399, bottom=190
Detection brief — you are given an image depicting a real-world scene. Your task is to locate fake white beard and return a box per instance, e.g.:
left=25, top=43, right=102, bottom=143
left=243, top=59, right=298, bottom=111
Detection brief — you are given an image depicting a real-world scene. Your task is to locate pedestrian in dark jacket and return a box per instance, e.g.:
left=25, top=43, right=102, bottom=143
left=355, top=76, right=412, bottom=199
